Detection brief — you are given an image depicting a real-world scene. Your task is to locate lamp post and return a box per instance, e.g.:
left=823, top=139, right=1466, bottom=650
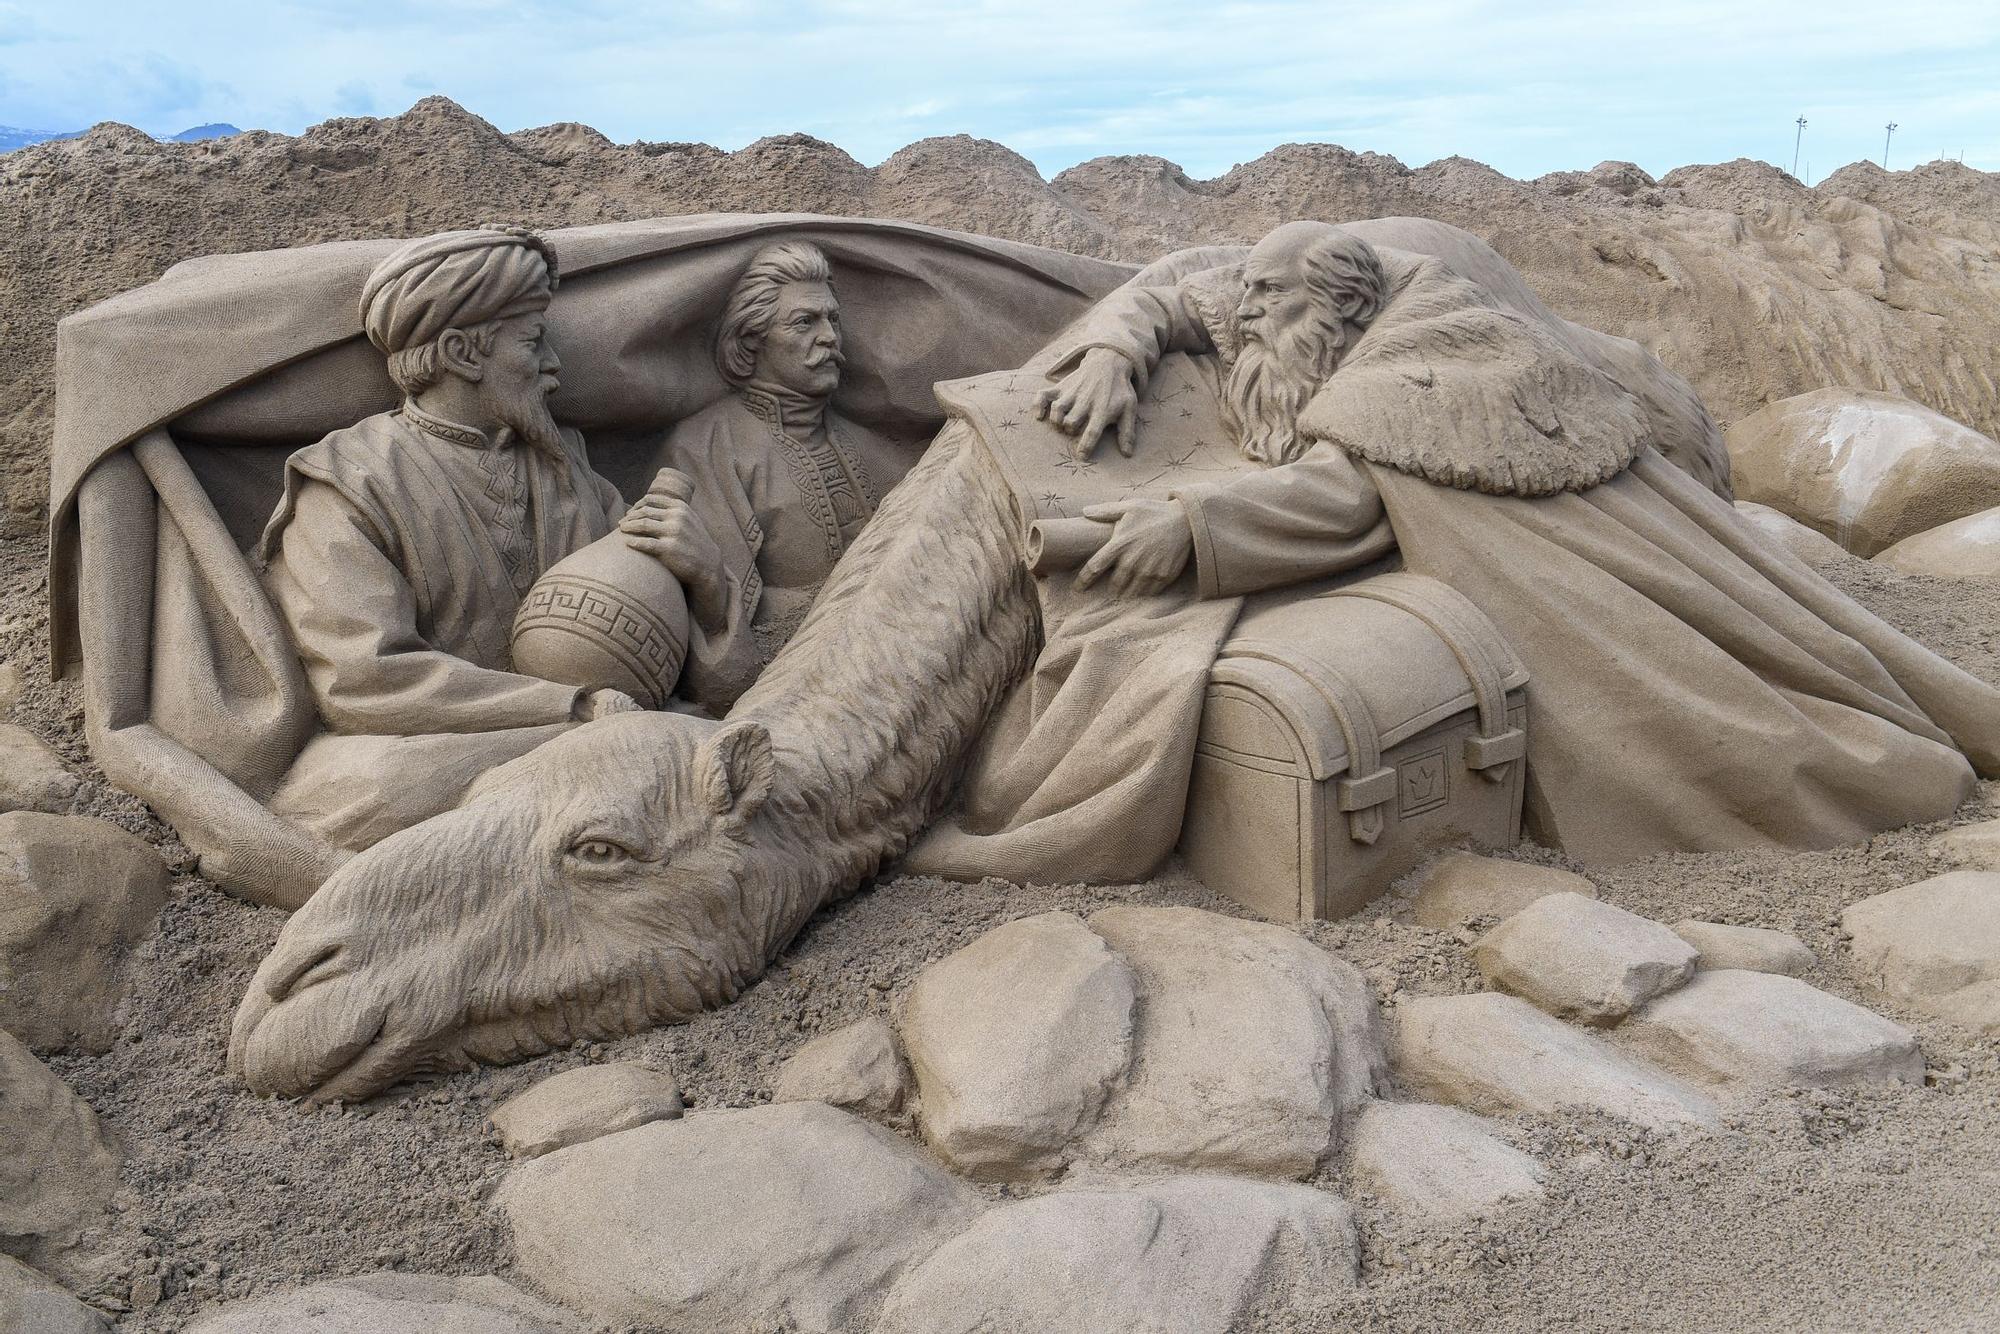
left=1883, top=122, right=1898, bottom=169
left=1792, top=116, right=1808, bottom=178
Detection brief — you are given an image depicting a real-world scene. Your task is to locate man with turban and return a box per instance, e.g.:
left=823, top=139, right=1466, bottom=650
left=256, top=225, right=757, bottom=851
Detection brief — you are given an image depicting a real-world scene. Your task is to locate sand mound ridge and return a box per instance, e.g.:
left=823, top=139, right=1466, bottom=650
left=6, top=96, right=2000, bottom=529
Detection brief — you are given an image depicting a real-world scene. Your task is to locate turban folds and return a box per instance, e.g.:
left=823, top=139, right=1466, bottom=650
left=360, top=227, right=558, bottom=355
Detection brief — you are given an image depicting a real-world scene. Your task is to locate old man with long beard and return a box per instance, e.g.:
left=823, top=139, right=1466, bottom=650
left=910, top=220, right=2000, bottom=881
left=256, top=225, right=754, bottom=852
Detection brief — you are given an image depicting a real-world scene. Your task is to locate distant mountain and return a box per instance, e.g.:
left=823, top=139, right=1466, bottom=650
left=0, top=126, right=79, bottom=152
left=0, top=122, right=242, bottom=153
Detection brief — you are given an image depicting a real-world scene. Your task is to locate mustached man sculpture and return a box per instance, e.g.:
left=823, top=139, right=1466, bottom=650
left=254, top=226, right=755, bottom=854
left=228, top=217, right=2000, bottom=1103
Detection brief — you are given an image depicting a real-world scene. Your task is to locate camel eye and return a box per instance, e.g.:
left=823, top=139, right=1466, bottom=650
left=568, top=838, right=632, bottom=867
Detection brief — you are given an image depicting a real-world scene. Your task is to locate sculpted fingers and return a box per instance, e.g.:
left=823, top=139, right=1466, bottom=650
left=1074, top=537, right=1121, bottom=592
left=1115, top=404, right=1137, bottom=458
left=1076, top=406, right=1113, bottom=459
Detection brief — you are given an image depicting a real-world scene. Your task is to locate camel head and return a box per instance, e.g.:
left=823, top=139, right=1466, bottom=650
left=229, top=711, right=779, bottom=1102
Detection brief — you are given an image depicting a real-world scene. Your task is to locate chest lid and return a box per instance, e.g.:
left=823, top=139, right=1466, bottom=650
left=1204, top=572, right=1527, bottom=782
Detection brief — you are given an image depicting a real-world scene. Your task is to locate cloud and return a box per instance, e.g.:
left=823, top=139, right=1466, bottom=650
left=0, top=1, right=1994, bottom=175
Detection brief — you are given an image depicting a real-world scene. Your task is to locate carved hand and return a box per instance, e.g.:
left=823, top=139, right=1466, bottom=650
left=1036, top=348, right=1140, bottom=461
left=1072, top=498, right=1193, bottom=598
left=576, top=687, right=643, bottom=721
left=622, top=468, right=728, bottom=627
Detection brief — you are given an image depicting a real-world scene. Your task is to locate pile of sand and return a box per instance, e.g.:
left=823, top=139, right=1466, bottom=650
left=5, top=515, right=1999, bottom=1331
left=5, top=96, right=2000, bottom=529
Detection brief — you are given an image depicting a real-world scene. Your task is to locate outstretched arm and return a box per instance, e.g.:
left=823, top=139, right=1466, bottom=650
left=1074, top=442, right=1395, bottom=600
left=1037, top=284, right=1219, bottom=461
left=1174, top=441, right=1396, bottom=598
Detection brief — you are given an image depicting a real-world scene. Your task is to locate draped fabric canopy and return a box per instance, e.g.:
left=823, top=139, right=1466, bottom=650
left=50, top=214, right=1133, bottom=907
left=51, top=213, right=1134, bottom=670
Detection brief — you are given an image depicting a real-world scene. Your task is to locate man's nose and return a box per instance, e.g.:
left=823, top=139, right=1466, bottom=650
left=542, top=345, right=562, bottom=375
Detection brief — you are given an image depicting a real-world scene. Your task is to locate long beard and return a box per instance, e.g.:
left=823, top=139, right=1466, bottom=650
left=1222, top=319, right=1344, bottom=465
left=488, top=381, right=567, bottom=458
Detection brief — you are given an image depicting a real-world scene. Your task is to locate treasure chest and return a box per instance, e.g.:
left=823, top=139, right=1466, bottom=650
left=1178, top=572, right=1529, bottom=921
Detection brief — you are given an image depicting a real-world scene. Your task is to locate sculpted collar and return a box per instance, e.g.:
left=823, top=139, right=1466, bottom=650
left=738, top=381, right=830, bottom=438
left=401, top=400, right=498, bottom=449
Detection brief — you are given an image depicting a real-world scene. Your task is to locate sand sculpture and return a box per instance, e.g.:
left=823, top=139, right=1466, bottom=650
left=51, top=213, right=2000, bottom=1102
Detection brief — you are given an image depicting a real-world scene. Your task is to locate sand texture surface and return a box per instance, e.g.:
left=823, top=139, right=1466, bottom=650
left=5, top=103, right=2000, bottom=1330
left=5, top=98, right=2000, bottom=528
left=3, top=515, right=1999, bottom=1329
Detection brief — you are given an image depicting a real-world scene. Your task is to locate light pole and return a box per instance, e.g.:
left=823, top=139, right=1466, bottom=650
left=1792, top=116, right=1808, bottom=177
left=1883, top=122, right=1898, bottom=169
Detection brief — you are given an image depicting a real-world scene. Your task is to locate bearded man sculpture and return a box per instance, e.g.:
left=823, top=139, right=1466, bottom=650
left=654, top=241, right=914, bottom=670
left=256, top=225, right=750, bottom=852
left=933, top=220, right=2000, bottom=871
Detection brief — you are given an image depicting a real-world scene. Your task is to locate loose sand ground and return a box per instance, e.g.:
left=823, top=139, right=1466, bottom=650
left=5, top=520, right=1999, bottom=1331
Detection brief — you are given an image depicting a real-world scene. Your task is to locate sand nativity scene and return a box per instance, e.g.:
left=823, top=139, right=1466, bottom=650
left=11, top=191, right=2000, bottom=1332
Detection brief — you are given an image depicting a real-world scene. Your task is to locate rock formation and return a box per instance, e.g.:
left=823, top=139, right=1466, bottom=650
left=9, top=98, right=2000, bottom=532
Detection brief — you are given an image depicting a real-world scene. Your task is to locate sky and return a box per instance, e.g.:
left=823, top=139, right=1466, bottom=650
left=1, top=0, right=1995, bottom=182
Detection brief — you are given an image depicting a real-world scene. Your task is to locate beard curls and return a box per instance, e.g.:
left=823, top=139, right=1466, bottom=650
left=1222, top=308, right=1347, bottom=465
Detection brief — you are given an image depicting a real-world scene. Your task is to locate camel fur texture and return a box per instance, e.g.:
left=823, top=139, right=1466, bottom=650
left=229, top=425, right=1037, bottom=1100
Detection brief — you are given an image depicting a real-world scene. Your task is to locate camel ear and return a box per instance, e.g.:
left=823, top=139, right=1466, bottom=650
left=697, top=720, right=774, bottom=826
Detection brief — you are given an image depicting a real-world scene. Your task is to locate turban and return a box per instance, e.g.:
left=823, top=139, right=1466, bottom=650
left=359, top=226, right=558, bottom=355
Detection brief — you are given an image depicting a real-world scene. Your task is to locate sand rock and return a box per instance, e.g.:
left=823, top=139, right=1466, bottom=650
left=1734, top=500, right=1853, bottom=568
left=489, top=1062, right=683, bottom=1159
left=1727, top=389, right=2000, bottom=556
left=1347, top=1101, right=1544, bottom=1218
left=1927, top=979, right=2000, bottom=1036
left=1841, top=871, right=2000, bottom=1032
left=772, top=1016, right=910, bottom=1119
left=1394, top=992, right=1719, bottom=1131
left=503, top=1101, right=980, bottom=1333
left=874, top=1176, right=1357, bottom=1334
left=1082, top=905, right=1387, bottom=1178
left=1621, top=969, right=1922, bottom=1088
left=1474, top=893, right=1698, bottom=1025
left=0, top=813, right=170, bottom=1054
left=1409, top=854, right=1597, bottom=928
left=0, top=1256, right=107, bottom=1334
left=1874, top=505, right=2000, bottom=580
left=1928, top=818, right=2000, bottom=871
left=0, top=1030, right=121, bottom=1282
left=1672, top=920, right=1817, bottom=976
left=900, top=911, right=1135, bottom=1179
left=0, top=726, right=80, bottom=815
left=183, top=1273, right=583, bottom=1333
left=0, top=661, right=21, bottom=719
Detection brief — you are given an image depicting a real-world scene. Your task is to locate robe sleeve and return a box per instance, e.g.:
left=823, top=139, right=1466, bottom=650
left=1171, top=441, right=1397, bottom=599
left=264, top=480, right=586, bottom=735
left=1046, top=284, right=1218, bottom=384
left=655, top=419, right=765, bottom=713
